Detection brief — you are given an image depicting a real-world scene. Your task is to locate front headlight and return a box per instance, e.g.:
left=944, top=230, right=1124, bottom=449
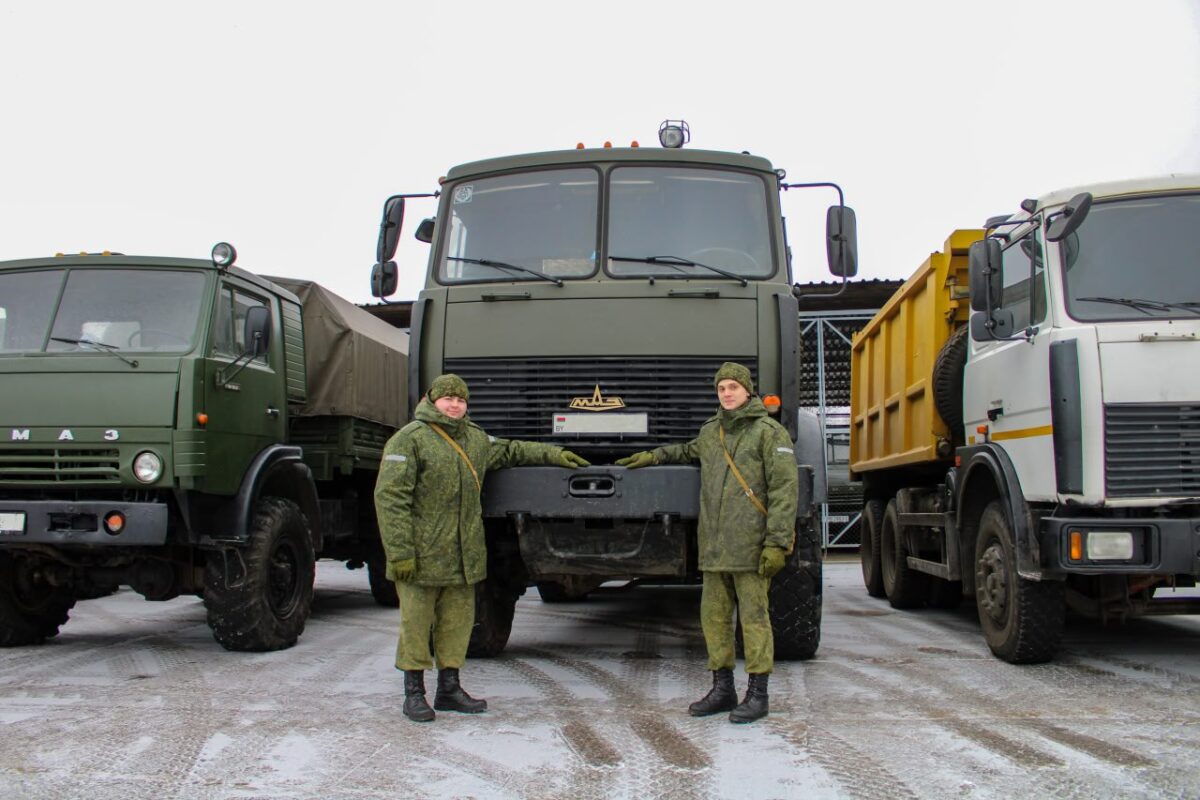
left=133, top=451, right=163, bottom=484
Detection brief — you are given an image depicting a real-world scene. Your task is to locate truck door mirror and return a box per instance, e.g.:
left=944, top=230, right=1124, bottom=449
left=415, top=217, right=435, bottom=243
left=968, top=239, right=1002, bottom=312
left=1045, top=192, right=1093, bottom=242
left=376, top=196, right=406, bottom=263
left=371, top=261, right=398, bottom=298
left=825, top=205, right=858, bottom=277
left=970, top=308, right=1015, bottom=341
left=243, top=306, right=271, bottom=356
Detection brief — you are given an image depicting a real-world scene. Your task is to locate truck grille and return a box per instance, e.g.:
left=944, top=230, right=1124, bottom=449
left=1105, top=404, right=1200, bottom=497
left=443, top=357, right=756, bottom=448
left=0, top=448, right=121, bottom=485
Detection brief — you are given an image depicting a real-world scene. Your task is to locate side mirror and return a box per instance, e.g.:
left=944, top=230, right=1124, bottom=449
left=968, top=239, right=1002, bottom=312
left=1045, top=192, right=1092, bottom=242
left=826, top=205, right=858, bottom=277
left=243, top=306, right=271, bottom=356
left=415, top=217, right=435, bottom=244
left=371, top=261, right=398, bottom=298
left=376, top=196, right=406, bottom=263
left=970, top=308, right=1014, bottom=341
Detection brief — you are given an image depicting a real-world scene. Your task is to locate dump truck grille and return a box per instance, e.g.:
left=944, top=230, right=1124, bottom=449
left=0, top=448, right=121, bottom=485
left=442, top=357, right=756, bottom=448
left=1105, top=404, right=1200, bottom=498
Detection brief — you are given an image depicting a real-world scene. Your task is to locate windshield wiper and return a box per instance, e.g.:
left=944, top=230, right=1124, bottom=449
left=49, top=336, right=139, bottom=368
left=609, top=254, right=748, bottom=287
left=1076, top=296, right=1200, bottom=316
left=446, top=256, right=563, bottom=287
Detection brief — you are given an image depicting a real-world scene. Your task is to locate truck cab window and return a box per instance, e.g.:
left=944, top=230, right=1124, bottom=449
left=607, top=167, right=773, bottom=279
left=0, top=269, right=63, bottom=353
left=999, top=233, right=1046, bottom=332
left=438, top=168, right=600, bottom=283
left=214, top=287, right=269, bottom=362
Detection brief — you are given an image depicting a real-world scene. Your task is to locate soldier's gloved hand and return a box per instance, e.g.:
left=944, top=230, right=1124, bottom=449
left=758, top=546, right=787, bottom=579
left=388, top=558, right=416, bottom=583
left=615, top=451, right=657, bottom=469
left=554, top=449, right=591, bottom=468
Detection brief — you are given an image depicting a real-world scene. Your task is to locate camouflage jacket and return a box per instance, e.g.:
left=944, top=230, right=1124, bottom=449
left=374, top=398, right=566, bottom=586
left=652, top=397, right=799, bottom=572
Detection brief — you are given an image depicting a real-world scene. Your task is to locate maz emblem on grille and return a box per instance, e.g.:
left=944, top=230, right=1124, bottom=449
left=568, top=385, right=626, bottom=412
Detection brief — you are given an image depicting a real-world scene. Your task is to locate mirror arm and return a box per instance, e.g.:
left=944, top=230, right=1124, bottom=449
left=794, top=272, right=849, bottom=301
left=216, top=333, right=263, bottom=387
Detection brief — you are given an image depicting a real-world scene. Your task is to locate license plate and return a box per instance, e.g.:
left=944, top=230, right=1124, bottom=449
left=0, top=512, right=26, bottom=535
left=553, top=412, right=648, bottom=435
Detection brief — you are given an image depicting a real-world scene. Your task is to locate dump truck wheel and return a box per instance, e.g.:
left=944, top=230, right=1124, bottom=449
left=933, top=324, right=969, bottom=443
left=768, top=548, right=822, bottom=661
left=0, top=553, right=75, bottom=647
left=974, top=501, right=1064, bottom=663
left=880, top=499, right=929, bottom=609
left=468, top=576, right=517, bottom=658
left=204, top=497, right=315, bottom=652
left=367, top=555, right=399, bottom=608
left=859, top=499, right=886, bottom=598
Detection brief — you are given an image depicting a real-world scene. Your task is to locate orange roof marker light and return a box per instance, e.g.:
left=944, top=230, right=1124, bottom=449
left=630, top=140, right=639, bottom=148
left=762, top=395, right=782, bottom=414
left=576, top=142, right=585, bottom=149
left=603, top=141, right=613, bottom=148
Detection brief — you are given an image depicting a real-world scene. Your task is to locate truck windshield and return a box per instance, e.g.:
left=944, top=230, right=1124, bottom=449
left=0, top=268, right=206, bottom=355
left=1062, top=193, right=1200, bottom=321
left=438, top=168, right=600, bottom=284
left=607, top=166, right=773, bottom=279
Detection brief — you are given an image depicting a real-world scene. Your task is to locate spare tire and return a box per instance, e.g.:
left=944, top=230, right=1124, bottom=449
left=933, top=325, right=969, bottom=442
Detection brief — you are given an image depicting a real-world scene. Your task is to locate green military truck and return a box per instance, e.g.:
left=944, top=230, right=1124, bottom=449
left=0, top=247, right=408, bottom=650
left=371, top=122, right=856, bottom=659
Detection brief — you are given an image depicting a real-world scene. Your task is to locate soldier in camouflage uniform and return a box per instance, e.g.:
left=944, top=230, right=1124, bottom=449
left=618, top=362, right=798, bottom=723
left=375, top=374, right=590, bottom=722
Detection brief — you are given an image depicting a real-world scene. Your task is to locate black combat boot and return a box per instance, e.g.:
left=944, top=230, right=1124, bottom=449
left=729, top=672, right=769, bottom=723
left=403, top=670, right=435, bottom=722
left=433, top=668, right=488, bottom=713
left=688, top=668, right=737, bottom=716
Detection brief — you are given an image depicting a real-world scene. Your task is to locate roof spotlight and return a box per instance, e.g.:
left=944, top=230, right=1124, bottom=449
left=211, top=242, right=237, bottom=269
left=658, top=119, right=690, bottom=149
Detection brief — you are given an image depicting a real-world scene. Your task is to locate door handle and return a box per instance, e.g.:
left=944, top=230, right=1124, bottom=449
left=266, top=407, right=280, bottom=418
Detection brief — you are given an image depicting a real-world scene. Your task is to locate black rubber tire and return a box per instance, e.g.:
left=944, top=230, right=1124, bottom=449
left=927, top=577, right=964, bottom=609
left=0, top=553, right=75, bottom=646
left=933, top=324, right=969, bottom=443
left=467, top=576, right=518, bottom=658
left=204, top=497, right=315, bottom=652
left=880, top=499, right=929, bottom=609
left=768, top=548, right=822, bottom=661
left=974, top=501, right=1065, bottom=663
left=860, top=499, right=886, bottom=598
left=367, top=554, right=399, bottom=608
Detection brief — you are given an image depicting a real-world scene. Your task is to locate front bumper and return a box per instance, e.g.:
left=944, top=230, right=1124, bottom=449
left=0, top=500, right=169, bottom=546
left=1040, top=515, right=1200, bottom=576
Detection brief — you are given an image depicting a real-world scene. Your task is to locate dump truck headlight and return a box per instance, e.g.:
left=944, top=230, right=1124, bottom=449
left=1086, top=530, right=1135, bottom=560
left=133, top=451, right=163, bottom=484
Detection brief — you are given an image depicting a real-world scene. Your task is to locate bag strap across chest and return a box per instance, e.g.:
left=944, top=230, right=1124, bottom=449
left=719, top=425, right=768, bottom=517
left=428, top=422, right=482, bottom=492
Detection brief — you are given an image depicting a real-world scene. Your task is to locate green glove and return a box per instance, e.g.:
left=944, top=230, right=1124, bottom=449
left=388, top=558, right=416, bottom=583
left=615, top=451, right=657, bottom=469
left=554, top=449, right=591, bottom=468
left=758, top=546, right=787, bottom=579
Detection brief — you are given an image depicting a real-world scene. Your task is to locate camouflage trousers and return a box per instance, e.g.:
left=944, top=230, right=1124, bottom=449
left=700, top=570, right=773, bottom=674
left=394, top=582, right=476, bottom=671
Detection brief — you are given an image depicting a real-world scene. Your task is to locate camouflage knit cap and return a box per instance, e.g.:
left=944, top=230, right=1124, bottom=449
left=428, top=373, right=470, bottom=401
left=713, top=362, right=755, bottom=394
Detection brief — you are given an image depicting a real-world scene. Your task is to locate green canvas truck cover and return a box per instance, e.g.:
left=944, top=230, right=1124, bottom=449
left=267, top=277, right=409, bottom=428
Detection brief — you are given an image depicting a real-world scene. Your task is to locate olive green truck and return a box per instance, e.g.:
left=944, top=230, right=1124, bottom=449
left=371, top=122, right=857, bottom=659
left=0, top=248, right=407, bottom=650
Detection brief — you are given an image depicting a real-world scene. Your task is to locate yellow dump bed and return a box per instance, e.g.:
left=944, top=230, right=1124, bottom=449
left=849, top=230, right=984, bottom=476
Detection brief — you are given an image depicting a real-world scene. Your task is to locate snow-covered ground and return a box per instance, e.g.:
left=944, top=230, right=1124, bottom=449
left=2, top=559, right=1198, bottom=799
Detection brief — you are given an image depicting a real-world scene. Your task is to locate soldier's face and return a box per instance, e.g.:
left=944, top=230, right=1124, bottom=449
left=434, top=395, right=468, bottom=419
left=717, top=379, right=750, bottom=410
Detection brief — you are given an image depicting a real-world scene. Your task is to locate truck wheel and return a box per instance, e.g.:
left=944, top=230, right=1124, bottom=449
left=880, top=499, right=929, bottom=609
left=768, top=549, right=822, bottom=661
left=974, top=501, right=1065, bottom=663
left=467, top=576, right=517, bottom=658
left=204, top=497, right=315, bottom=652
left=0, top=553, right=75, bottom=646
left=859, top=499, right=886, bottom=598
left=367, top=555, right=399, bottom=608
left=933, top=325, right=969, bottom=443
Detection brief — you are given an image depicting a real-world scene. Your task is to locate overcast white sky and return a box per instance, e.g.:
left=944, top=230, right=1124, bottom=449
left=4, top=1, right=1198, bottom=304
